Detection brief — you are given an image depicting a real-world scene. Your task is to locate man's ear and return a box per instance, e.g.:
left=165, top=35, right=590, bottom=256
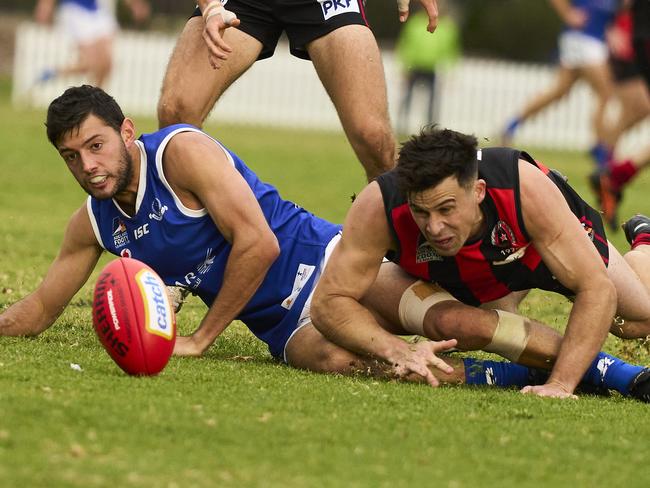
left=120, top=118, right=136, bottom=147
left=475, top=178, right=486, bottom=203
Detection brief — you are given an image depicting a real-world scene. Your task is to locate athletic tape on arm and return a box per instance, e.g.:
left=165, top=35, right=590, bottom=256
left=396, top=0, right=410, bottom=12
left=398, top=281, right=457, bottom=332
left=203, top=1, right=237, bottom=26
left=483, top=310, right=531, bottom=362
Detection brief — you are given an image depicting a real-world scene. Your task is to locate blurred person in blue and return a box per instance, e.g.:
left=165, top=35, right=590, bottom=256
left=395, top=1, right=460, bottom=134
left=33, top=0, right=150, bottom=87
left=501, top=0, right=620, bottom=170
left=2, top=85, right=650, bottom=402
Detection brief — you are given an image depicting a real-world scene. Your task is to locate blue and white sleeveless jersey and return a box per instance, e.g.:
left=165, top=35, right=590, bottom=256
left=61, top=0, right=98, bottom=11
left=87, top=124, right=341, bottom=358
left=568, top=0, right=619, bottom=40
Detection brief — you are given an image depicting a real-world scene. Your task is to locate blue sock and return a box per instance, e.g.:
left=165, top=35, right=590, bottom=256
left=463, top=358, right=531, bottom=388
left=35, top=68, right=56, bottom=84
left=503, top=117, right=521, bottom=138
left=581, top=352, right=644, bottom=396
left=589, top=143, right=611, bottom=171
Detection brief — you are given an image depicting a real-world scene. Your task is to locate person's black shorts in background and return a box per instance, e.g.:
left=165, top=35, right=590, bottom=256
left=192, top=0, right=369, bottom=60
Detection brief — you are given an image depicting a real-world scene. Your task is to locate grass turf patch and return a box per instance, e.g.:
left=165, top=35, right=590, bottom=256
left=2, top=77, right=650, bottom=487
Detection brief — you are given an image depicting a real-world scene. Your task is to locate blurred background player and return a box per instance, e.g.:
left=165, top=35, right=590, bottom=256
left=33, top=0, right=150, bottom=88
left=501, top=0, right=619, bottom=168
left=601, top=7, right=650, bottom=156
left=591, top=0, right=650, bottom=229
left=156, top=0, right=441, bottom=182
left=395, top=1, right=460, bottom=135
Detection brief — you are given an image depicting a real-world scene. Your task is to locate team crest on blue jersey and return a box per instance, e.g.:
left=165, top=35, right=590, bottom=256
left=490, top=220, right=517, bottom=248
left=148, top=198, right=168, bottom=221
left=120, top=248, right=132, bottom=258
left=112, top=217, right=130, bottom=248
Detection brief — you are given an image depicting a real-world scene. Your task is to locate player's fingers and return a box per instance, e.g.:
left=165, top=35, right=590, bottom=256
left=202, top=30, right=225, bottom=58
left=428, top=354, right=454, bottom=374
left=430, top=338, right=458, bottom=353
left=204, top=29, right=231, bottom=56
left=422, top=367, right=440, bottom=387
left=397, top=0, right=410, bottom=23
left=418, top=0, right=439, bottom=32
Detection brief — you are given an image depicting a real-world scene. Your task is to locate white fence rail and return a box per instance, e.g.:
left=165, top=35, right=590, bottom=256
left=12, top=22, right=649, bottom=154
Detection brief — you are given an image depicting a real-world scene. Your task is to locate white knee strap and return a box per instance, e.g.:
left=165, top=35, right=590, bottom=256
left=398, top=281, right=456, bottom=334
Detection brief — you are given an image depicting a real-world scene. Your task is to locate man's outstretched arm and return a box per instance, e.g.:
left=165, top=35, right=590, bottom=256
left=162, top=132, right=279, bottom=356
left=312, top=182, right=454, bottom=386
left=0, top=205, right=103, bottom=336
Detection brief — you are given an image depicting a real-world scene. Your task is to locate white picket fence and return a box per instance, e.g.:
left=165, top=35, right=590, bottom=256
left=12, top=22, right=649, bottom=154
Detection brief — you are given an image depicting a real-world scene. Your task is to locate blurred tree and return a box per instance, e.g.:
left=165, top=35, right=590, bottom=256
left=367, top=0, right=562, bottom=62
left=458, top=0, right=562, bottom=62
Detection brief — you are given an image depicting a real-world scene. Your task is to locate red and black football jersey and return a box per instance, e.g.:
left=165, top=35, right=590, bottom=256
left=376, top=147, right=609, bottom=306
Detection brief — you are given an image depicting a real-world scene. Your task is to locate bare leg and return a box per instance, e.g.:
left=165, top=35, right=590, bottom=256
left=56, top=37, right=113, bottom=87
left=605, top=78, right=650, bottom=148
left=580, top=62, right=614, bottom=142
left=517, top=66, right=580, bottom=122
left=606, top=242, right=650, bottom=337
left=307, top=25, right=395, bottom=181
left=157, top=17, right=262, bottom=128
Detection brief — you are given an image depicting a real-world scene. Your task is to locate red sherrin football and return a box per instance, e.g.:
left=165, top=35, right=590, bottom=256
left=92, top=257, right=176, bottom=375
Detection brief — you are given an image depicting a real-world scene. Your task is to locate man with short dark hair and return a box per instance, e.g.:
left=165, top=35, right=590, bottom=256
left=312, top=126, right=650, bottom=400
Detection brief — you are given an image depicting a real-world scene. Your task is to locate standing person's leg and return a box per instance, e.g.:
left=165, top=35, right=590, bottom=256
left=78, top=38, right=113, bottom=87
left=426, top=71, right=437, bottom=124
left=307, top=25, right=396, bottom=181
left=580, top=62, right=614, bottom=145
left=157, top=16, right=263, bottom=128
left=501, top=66, right=579, bottom=144
left=633, top=38, right=650, bottom=90
left=398, top=72, right=418, bottom=135
left=54, top=37, right=113, bottom=87
left=605, top=77, right=650, bottom=148
left=518, top=67, right=579, bottom=121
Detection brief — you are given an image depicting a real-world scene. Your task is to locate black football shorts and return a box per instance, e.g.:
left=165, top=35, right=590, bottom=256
left=192, top=0, right=369, bottom=60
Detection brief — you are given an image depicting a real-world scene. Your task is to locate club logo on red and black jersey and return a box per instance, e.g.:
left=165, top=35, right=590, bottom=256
left=580, top=219, right=595, bottom=241
left=416, top=237, right=443, bottom=263
left=490, top=220, right=517, bottom=248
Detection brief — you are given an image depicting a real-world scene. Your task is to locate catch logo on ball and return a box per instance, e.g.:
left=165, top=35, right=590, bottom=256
left=92, top=258, right=176, bottom=375
left=135, top=269, right=174, bottom=340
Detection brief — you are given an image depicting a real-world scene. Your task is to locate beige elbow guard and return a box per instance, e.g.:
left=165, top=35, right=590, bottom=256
left=483, top=310, right=531, bottom=362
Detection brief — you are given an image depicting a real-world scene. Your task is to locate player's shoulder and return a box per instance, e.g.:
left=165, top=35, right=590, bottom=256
left=64, top=200, right=102, bottom=247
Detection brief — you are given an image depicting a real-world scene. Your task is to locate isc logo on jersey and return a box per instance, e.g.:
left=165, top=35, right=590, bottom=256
left=134, top=269, right=175, bottom=340
left=319, top=0, right=360, bottom=20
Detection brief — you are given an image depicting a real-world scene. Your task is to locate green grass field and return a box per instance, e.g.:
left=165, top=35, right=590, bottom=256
left=2, top=78, right=650, bottom=487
